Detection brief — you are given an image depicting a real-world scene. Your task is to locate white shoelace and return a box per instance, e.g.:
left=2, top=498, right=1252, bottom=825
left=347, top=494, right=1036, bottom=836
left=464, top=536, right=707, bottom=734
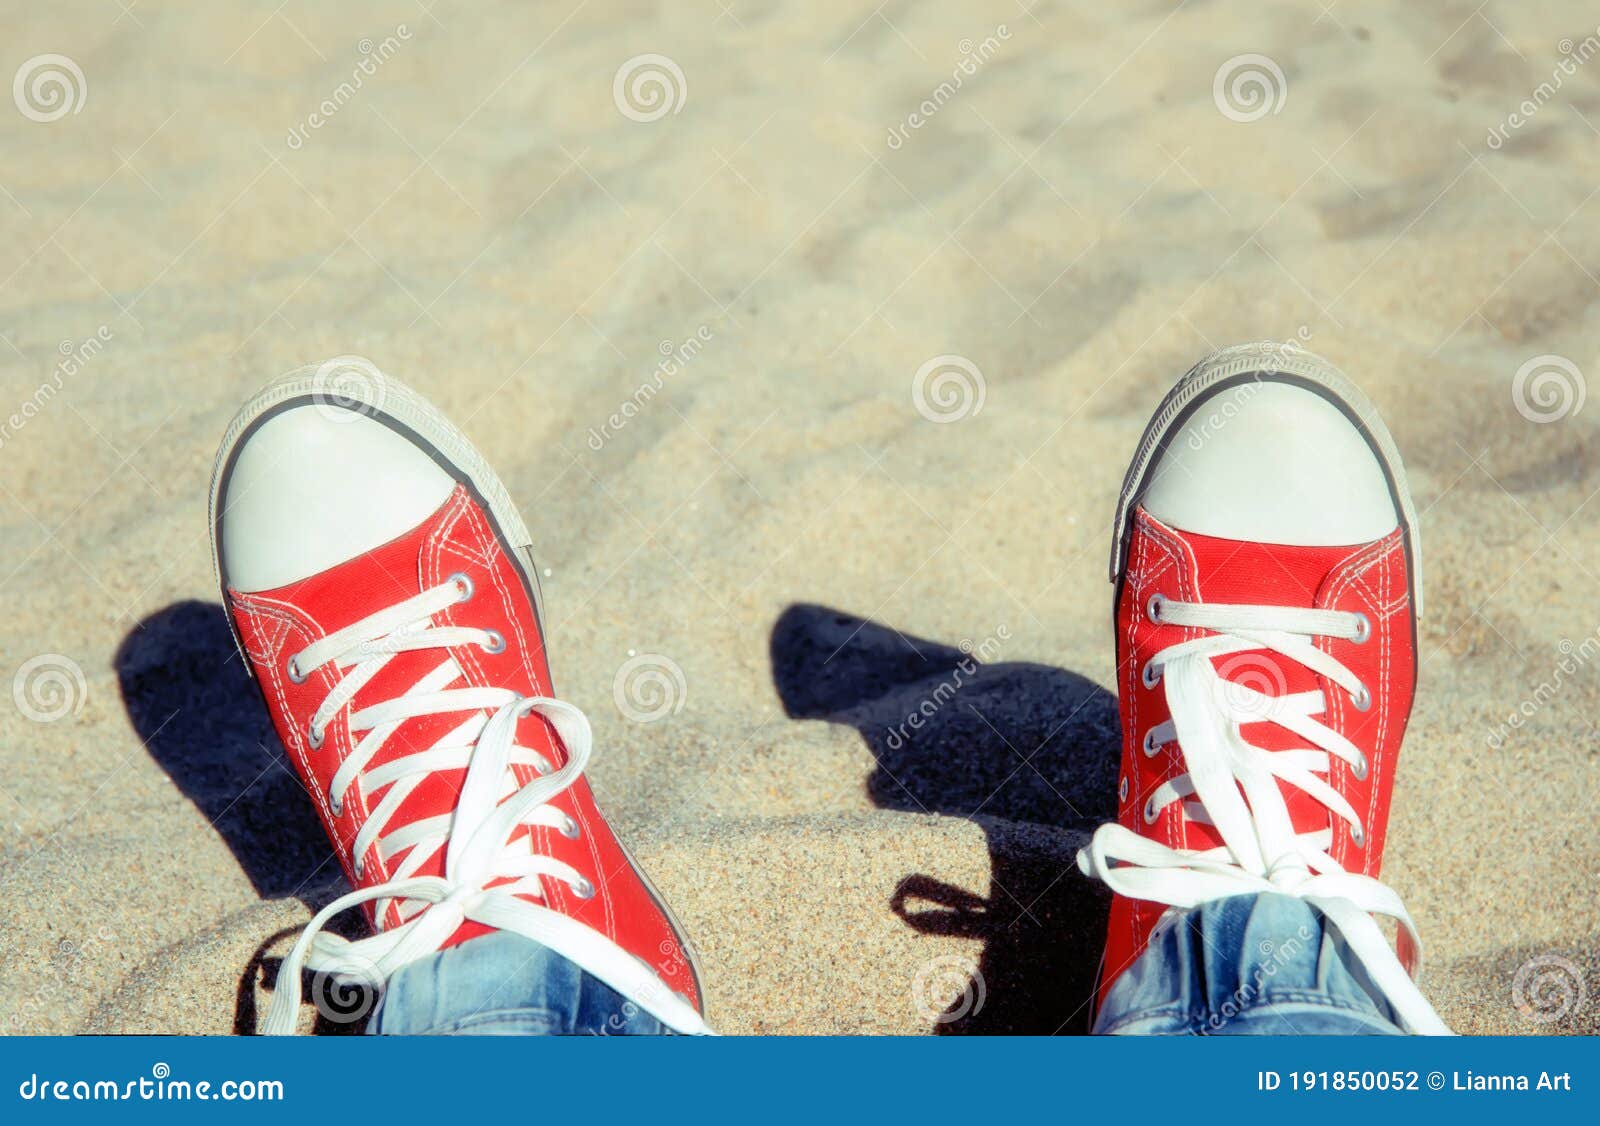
left=262, top=577, right=710, bottom=1035
left=1077, top=595, right=1452, bottom=1034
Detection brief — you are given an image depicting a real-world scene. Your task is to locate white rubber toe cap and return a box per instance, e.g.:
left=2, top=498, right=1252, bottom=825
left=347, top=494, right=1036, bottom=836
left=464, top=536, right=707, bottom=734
left=218, top=404, right=455, bottom=592
left=1140, top=382, right=1399, bottom=546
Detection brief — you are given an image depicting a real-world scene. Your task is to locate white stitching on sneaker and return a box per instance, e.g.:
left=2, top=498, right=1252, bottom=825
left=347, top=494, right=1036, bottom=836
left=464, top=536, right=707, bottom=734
left=260, top=579, right=710, bottom=1036
left=1078, top=596, right=1452, bottom=1035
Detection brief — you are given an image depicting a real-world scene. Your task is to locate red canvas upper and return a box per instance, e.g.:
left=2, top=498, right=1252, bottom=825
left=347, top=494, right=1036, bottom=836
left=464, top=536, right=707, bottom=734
left=1100, top=505, right=1415, bottom=1004
left=227, top=483, right=701, bottom=1010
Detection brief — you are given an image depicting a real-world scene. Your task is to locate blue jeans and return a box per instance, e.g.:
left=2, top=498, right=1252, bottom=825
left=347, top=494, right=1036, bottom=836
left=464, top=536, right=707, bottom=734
left=1095, top=892, right=1405, bottom=1034
left=370, top=892, right=1404, bottom=1035
left=369, top=930, right=670, bottom=1035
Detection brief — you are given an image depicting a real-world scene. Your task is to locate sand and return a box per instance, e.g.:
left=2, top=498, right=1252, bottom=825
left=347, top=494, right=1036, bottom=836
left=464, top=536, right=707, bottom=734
left=1, top=1, right=1597, bottom=1035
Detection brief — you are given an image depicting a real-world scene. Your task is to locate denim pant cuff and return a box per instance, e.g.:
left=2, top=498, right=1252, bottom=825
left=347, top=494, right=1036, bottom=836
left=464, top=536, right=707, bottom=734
left=1094, top=893, right=1406, bottom=1036
left=369, top=930, right=671, bottom=1036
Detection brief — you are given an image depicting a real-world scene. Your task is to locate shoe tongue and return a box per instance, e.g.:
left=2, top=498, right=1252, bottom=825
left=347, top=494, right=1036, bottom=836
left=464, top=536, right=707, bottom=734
left=281, top=499, right=490, bottom=900
left=1153, top=514, right=1386, bottom=840
left=1174, top=524, right=1359, bottom=737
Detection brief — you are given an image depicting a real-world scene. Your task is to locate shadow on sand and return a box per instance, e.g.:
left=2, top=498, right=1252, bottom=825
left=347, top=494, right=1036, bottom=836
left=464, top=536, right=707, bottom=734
left=119, top=597, right=1125, bottom=1034
left=770, top=603, right=1121, bottom=1033
left=116, top=600, right=364, bottom=1033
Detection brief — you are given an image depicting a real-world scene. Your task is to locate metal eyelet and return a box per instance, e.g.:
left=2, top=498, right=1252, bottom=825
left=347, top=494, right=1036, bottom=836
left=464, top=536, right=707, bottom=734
left=560, top=816, right=581, bottom=840
left=1351, top=684, right=1372, bottom=712
left=1142, top=729, right=1161, bottom=757
left=448, top=572, right=474, bottom=603
left=307, top=724, right=325, bottom=750
left=1141, top=661, right=1161, bottom=689
left=287, top=657, right=309, bottom=684
left=1146, top=593, right=1167, bottom=623
left=1143, top=797, right=1159, bottom=825
left=1118, top=777, right=1129, bottom=802
left=572, top=877, right=596, bottom=900
left=480, top=629, right=506, bottom=655
left=1351, top=613, right=1371, bottom=644
left=1350, top=823, right=1367, bottom=848
left=1352, top=753, right=1369, bottom=781
left=331, top=794, right=344, bottom=818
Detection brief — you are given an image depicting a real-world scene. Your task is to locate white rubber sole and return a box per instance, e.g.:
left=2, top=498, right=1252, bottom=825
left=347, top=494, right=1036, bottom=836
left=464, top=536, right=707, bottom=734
left=1110, top=342, right=1424, bottom=617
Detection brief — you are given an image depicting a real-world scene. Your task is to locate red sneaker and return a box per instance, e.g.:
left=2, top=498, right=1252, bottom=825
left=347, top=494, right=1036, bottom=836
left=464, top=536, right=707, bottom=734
left=209, top=361, right=708, bottom=1034
left=1077, top=343, right=1450, bottom=1034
